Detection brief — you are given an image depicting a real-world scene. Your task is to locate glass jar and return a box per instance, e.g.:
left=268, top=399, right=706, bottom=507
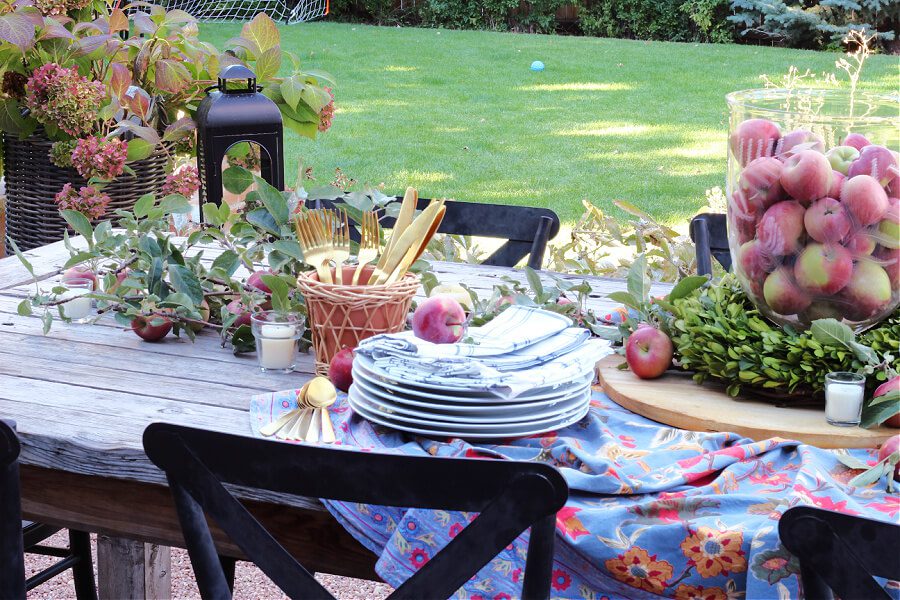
left=726, top=88, right=899, bottom=332
left=251, top=311, right=305, bottom=373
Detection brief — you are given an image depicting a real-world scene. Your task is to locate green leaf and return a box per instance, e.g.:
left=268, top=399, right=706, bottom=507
left=7, top=238, right=33, bottom=277
left=260, top=274, right=291, bottom=312
left=833, top=450, right=870, bottom=470
left=242, top=12, right=280, bottom=54
left=60, top=210, right=93, bottom=243
left=231, top=324, right=256, bottom=354
left=63, top=252, right=96, bottom=269
left=252, top=176, right=289, bottom=225
left=158, top=194, right=192, bottom=215
left=246, top=207, right=280, bottom=235
left=860, top=400, right=900, bottom=428
left=0, top=98, right=36, bottom=137
left=810, top=318, right=856, bottom=347
left=139, top=236, right=161, bottom=257
left=211, top=250, right=241, bottom=275
left=202, top=202, right=224, bottom=227
left=154, top=58, right=191, bottom=93
left=607, top=291, right=640, bottom=310
left=135, top=194, right=156, bottom=220
left=147, top=256, right=164, bottom=297
left=271, top=240, right=304, bottom=261
left=668, top=275, right=708, bottom=301
left=626, top=254, right=650, bottom=304
left=0, top=13, right=36, bottom=51
left=41, top=310, right=52, bottom=334
left=222, top=166, right=254, bottom=194
left=125, top=138, right=154, bottom=162
left=870, top=389, right=900, bottom=407
left=848, top=341, right=879, bottom=366
left=160, top=291, right=195, bottom=308
left=255, top=46, right=281, bottom=81
left=849, top=461, right=890, bottom=487
left=280, top=76, right=305, bottom=110
left=524, top=266, right=543, bottom=297
left=17, top=299, right=32, bottom=316
left=168, top=265, right=204, bottom=305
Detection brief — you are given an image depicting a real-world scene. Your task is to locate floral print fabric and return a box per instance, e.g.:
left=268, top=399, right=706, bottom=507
left=314, top=391, right=897, bottom=599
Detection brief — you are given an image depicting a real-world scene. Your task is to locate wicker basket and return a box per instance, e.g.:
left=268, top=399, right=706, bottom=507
left=297, top=265, right=419, bottom=375
left=2, top=131, right=168, bottom=252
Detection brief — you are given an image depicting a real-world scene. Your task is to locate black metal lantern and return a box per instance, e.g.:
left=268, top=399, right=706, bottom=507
left=196, top=65, right=284, bottom=210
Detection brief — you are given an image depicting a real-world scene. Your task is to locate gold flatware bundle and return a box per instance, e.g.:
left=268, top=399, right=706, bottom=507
left=352, top=210, right=381, bottom=285
left=369, top=190, right=446, bottom=285
left=295, top=210, right=335, bottom=284
left=259, top=377, right=337, bottom=443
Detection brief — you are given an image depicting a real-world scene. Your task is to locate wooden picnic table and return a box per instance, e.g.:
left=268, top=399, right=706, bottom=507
left=0, top=237, right=672, bottom=599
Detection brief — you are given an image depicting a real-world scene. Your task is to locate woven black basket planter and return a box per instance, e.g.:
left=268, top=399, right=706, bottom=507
left=3, top=131, right=168, bottom=252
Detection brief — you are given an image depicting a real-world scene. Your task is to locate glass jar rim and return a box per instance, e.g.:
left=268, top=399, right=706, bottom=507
left=63, top=277, right=94, bottom=288
left=250, top=310, right=304, bottom=325
left=825, top=371, right=866, bottom=383
left=726, top=88, right=900, bottom=124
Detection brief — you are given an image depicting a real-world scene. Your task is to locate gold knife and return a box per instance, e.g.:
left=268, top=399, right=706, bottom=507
left=371, top=200, right=444, bottom=285
left=385, top=204, right=446, bottom=284
left=374, top=187, right=417, bottom=275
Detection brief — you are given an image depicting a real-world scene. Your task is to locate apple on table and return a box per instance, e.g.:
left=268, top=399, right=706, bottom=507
left=625, top=324, right=673, bottom=380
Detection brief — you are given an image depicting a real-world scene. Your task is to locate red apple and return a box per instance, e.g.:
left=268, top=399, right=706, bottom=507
left=842, top=133, right=871, bottom=151
left=247, top=269, right=274, bottom=294
left=877, top=435, right=900, bottom=480
left=873, top=376, right=900, bottom=428
left=328, top=347, right=355, bottom=392
left=412, top=295, right=466, bottom=344
left=848, top=145, right=898, bottom=187
left=825, top=146, right=860, bottom=175
left=738, top=157, right=785, bottom=208
left=837, top=259, right=893, bottom=321
left=877, top=197, right=899, bottom=249
left=776, top=129, right=825, bottom=159
left=730, top=118, right=780, bottom=167
left=794, top=243, right=853, bottom=295
left=828, top=170, right=845, bottom=200
left=737, top=239, right=776, bottom=282
left=844, top=229, right=877, bottom=257
left=756, top=201, right=806, bottom=257
left=226, top=299, right=252, bottom=327
left=842, top=174, right=889, bottom=227
left=804, top=198, right=850, bottom=243
left=62, top=266, right=98, bottom=289
left=874, top=245, right=900, bottom=287
left=625, top=324, right=673, bottom=380
left=729, top=190, right=760, bottom=244
left=763, top=267, right=812, bottom=315
left=131, top=315, right=172, bottom=342
left=780, top=150, right=833, bottom=204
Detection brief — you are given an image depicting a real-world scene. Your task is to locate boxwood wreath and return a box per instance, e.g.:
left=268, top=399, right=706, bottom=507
left=660, top=274, right=899, bottom=425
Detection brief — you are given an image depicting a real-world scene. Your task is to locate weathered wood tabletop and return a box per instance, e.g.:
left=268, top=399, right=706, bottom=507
left=0, top=238, right=669, bottom=599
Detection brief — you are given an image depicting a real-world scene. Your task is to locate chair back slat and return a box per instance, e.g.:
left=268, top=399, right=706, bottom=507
left=690, top=213, right=731, bottom=276
left=779, top=506, right=900, bottom=600
left=313, top=197, right=560, bottom=270
left=0, top=420, right=25, bottom=600
left=144, top=423, right=568, bottom=600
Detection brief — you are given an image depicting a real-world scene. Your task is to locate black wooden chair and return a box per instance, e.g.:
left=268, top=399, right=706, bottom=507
left=143, top=422, right=569, bottom=600
left=0, top=420, right=97, bottom=599
left=779, top=506, right=900, bottom=599
left=689, top=213, right=731, bottom=276
left=312, top=197, right=560, bottom=270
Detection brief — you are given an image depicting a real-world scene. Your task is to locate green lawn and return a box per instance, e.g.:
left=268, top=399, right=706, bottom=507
left=200, top=22, right=898, bottom=224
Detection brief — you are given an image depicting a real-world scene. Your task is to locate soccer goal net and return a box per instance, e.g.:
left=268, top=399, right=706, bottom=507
left=162, top=0, right=327, bottom=24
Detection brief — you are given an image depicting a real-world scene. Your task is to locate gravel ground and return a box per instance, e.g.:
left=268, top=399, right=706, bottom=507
left=25, top=531, right=393, bottom=599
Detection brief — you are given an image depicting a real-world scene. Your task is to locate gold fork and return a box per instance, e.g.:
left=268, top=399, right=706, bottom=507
left=295, top=210, right=333, bottom=284
left=352, top=211, right=380, bottom=285
left=330, top=209, right=351, bottom=285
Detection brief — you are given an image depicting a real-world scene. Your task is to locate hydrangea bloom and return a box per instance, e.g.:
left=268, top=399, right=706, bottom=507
left=25, top=64, right=105, bottom=137
left=54, top=184, right=111, bottom=220
left=70, top=136, right=128, bottom=180
left=34, top=0, right=91, bottom=16
left=1, top=71, right=27, bottom=99
left=162, top=164, right=200, bottom=198
left=49, top=140, right=77, bottom=169
left=318, top=87, right=334, bottom=133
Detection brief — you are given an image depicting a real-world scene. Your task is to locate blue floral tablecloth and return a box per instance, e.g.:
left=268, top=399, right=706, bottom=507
left=252, top=389, right=899, bottom=599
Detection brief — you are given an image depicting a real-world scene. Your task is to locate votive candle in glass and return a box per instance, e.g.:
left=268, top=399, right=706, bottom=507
left=60, top=278, right=94, bottom=323
left=251, top=311, right=305, bottom=373
left=824, top=371, right=865, bottom=427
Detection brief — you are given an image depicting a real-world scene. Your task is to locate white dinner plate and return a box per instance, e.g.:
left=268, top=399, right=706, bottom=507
left=352, top=375, right=592, bottom=420
left=348, top=385, right=590, bottom=432
left=348, top=387, right=591, bottom=439
left=353, top=356, right=594, bottom=403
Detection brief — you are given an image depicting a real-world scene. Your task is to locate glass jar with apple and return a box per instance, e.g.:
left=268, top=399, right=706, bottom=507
left=726, top=88, right=899, bottom=332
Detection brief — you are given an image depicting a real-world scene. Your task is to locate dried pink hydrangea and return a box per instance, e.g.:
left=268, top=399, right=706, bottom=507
left=34, top=0, right=91, bottom=16
left=54, top=184, right=111, bottom=220
left=162, top=164, right=201, bottom=197
left=25, top=64, right=105, bottom=137
left=71, top=136, right=128, bottom=180
left=318, top=87, right=334, bottom=133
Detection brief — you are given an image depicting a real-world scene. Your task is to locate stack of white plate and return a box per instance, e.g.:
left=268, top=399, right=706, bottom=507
left=349, top=353, right=593, bottom=439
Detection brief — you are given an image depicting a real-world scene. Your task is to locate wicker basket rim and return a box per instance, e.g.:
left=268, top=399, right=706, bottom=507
left=296, top=270, right=419, bottom=298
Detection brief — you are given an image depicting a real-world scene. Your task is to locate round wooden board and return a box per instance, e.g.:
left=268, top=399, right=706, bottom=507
left=596, top=355, right=895, bottom=449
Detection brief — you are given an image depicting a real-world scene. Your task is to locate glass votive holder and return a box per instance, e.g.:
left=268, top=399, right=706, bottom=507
left=60, top=278, right=94, bottom=323
left=824, top=371, right=866, bottom=427
left=251, top=311, right=305, bottom=373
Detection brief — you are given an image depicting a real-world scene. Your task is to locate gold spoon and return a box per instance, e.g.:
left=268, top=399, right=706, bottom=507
left=305, top=376, right=337, bottom=443
left=266, top=382, right=311, bottom=438
left=275, top=382, right=312, bottom=441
